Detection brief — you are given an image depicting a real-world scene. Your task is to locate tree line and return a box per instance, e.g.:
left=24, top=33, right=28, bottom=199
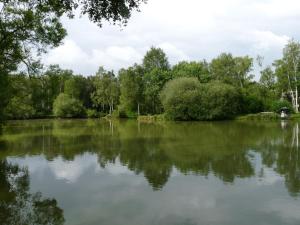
left=2, top=40, right=300, bottom=120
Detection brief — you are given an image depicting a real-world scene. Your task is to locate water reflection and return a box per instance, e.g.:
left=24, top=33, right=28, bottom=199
left=0, top=160, right=64, bottom=225
left=0, top=119, right=300, bottom=196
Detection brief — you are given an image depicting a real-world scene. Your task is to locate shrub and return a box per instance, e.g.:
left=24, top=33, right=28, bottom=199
left=160, top=77, right=204, bottom=120
left=160, top=78, right=241, bottom=120
left=116, top=105, right=137, bottom=118
left=86, top=109, right=98, bottom=118
left=4, top=97, right=35, bottom=119
left=53, top=94, right=86, bottom=118
left=270, top=100, right=294, bottom=113
left=202, top=82, right=241, bottom=120
left=241, top=92, right=264, bottom=114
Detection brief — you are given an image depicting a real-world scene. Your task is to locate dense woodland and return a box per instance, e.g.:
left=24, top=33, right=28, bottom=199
left=1, top=0, right=300, bottom=121
left=2, top=40, right=300, bottom=121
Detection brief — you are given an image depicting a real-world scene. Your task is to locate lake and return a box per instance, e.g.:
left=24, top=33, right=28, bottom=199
left=0, top=119, right=300, bottom=225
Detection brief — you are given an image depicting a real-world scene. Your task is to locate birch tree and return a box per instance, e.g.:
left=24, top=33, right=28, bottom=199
left=276, top=40, right=300, bottom=112
left=91, top=67, right=119, bottom=115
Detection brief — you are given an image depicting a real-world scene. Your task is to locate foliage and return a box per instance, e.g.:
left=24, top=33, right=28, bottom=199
left=5, top=40, right=300, bottom=121
left=4, top=74, right=35, bottom=119
left=260, top=66, right=276, bottom=90
left=143, top=69, right=172, bottom=114
left=160, top=77, right=203, bottom=120
left=202, top=82, right=242, bottom=120
left=240, top=84, right=264, bottom=114
left=0, top=0, right=146, bottom=122
left=270, top=100, right=294, bottom=113
left=4, top=97, right=36, bottom=120
left=210, top=53, right=253, bottom=88
left=91, top=67, right=119, bottom=115
left=86, top=109, right=99, bottom=118
left=171, top=61, right=210, bottom=83
left=0, top=74, right=10, bottom=122
left=274, top=40, right=300, bottom=112
left=143, top=47, right=170, bottom=72
left=53, top=93, right=86, bottom=118
left=161, top=78, right=241, bottom=120
left=119, top=64, right=144, bottom=115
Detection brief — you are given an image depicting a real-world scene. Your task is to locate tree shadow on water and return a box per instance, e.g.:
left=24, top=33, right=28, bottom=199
left=0, top=160, right=65, bottom=225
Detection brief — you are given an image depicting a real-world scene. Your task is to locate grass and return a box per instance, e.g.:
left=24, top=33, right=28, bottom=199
left=235, top=112, right=280, bottom=121
left=137, top=114, right=166, bottom=122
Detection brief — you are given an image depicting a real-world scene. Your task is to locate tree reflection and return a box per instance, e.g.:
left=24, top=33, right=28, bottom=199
left=258, top=122, right=300, bottom=196
left=1, top=119, right=300, bottom=194
left=0, top=160, right=64, bottom=225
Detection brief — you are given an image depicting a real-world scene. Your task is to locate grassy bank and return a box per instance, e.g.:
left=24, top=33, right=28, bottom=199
left=235, top=112, right=280, bottom=121
left=137, top=114, right=166, bottom=122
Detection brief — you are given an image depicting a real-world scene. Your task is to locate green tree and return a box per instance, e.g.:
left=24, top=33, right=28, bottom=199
left=64, top=75, right=91, bottom=102
left=203, top=82, right=242, bottom=120
left=171, top=60, right=210, bottom=83
left=142, top=47, right=171, bottom=114
left=161, top=78, right=241, bottom=120
left=210, top=53, right=253, bottom=88
left=4, top=74, right=35, bottom=119
left=53, top=93, right=85, bottom=118
left=260, top=66, right=276, bottom=90
left=119, top=64, right=144, bottom=116
left=91, top=67, right=119, bottom=115
left=143, top=47, right=170, bottom=72
left=42, top=65, right=73, bottom=114
left=274, top=40, right=300, bottom=112
left=160, top=77, right=204, bottom=120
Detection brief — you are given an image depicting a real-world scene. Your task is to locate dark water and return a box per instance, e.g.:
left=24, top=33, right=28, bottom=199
left=0, top=119, right=300, bottom=225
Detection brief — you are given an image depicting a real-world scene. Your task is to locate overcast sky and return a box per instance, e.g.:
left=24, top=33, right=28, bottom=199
left=43, top=0, right=300, bottom=77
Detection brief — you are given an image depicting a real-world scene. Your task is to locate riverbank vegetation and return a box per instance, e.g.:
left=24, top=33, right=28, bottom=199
left=2, top=39, right=300, bottom=121
left=1, top=1, right=300, bottom=122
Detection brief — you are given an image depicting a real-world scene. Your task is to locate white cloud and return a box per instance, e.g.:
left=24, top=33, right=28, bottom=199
left=45, top=40, right=143, bottom=74
left=48, top=154, right=99, bottom=183
left=43, top=0, right=300, bottom=75
left=246, top=30, right=289, bottom=51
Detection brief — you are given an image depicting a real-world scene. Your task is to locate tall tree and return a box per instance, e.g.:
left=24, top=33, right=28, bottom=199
left=275, top=40, right=300, bottom=112
left=210, top=53, right=253, bottom=88
left=91, top=67, right=119, bottom=115
left=171, top=60, right=210, bottom=83
left=119, top=64, right=144, bottom=115
left=42, top=65, right=73, bottom=114
left=260, top=66, right=276, bottom=90
left=142, top=47, right=171, bottom=114
left=143, top=47, right=170, bottom=72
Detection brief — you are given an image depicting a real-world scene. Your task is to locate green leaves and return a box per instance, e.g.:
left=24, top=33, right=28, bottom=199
left=161, top=78, right=241, bottom=121
left=53, top=93, right=85, bottom=118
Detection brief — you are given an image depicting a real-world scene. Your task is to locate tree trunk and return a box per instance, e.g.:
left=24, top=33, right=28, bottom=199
left=137, top=103, right=140, bottom=116
left=296, top=86, right=299, bottom=113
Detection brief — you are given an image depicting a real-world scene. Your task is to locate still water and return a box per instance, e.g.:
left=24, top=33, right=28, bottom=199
left=0, top=119, right=300, bottom=225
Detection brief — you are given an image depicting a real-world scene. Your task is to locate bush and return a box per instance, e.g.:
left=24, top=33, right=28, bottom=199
left=4, top=97, right=35, bottom=119
left=160, top=78, right=241, bottom=120
left=116, top=105, right=137, bottom=118
left=241, top=92, right=264, bottom=114
left=53, top=94, right=86, bottom=118
left=160, top=77, right=204, bottom=120
left=270, top=100, right=294, bottom=113
left=202, top=82, right=241, bottom=120
left=86, top=109, right=98, bottom=118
